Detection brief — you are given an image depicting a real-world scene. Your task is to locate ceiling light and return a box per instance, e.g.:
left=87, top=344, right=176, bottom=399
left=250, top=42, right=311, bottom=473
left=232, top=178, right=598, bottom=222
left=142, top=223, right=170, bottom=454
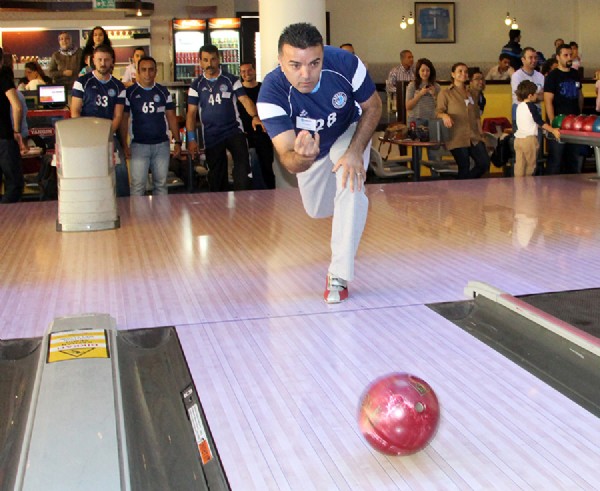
left=504, top=12, right=512, bottom=26
left=400, top=16, right=407, bottom=30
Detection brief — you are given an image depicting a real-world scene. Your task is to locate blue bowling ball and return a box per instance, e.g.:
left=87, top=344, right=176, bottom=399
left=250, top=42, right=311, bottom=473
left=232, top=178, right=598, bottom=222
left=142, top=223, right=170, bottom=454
left=593, top=116, right=600, bottom=133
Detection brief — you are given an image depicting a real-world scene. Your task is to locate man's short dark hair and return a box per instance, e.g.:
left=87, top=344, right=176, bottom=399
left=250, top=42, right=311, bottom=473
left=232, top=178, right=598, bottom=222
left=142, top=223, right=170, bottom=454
left=515, top=80, right=537, bottom=102
left=521, top=46, right=536, bottom=59
left=569, top=41, right=579, bottom=48
left=556, top=43, right=571, bottom=56
left=93, top=44, right=115, bottom=59
left=137, top=56, right=156, bottom=70
left=499, top=53, right=511, bottom=62
left=509, top=29, right=521, bottom=41
left=240, top=60, right=255, bottom=68
left=199, top=44, right=219, bottom=56
left=278, top=23, right=323, bottom=53
left=133, top=46, right=146, bottom=55
left=340, top=43, right=353, bottom=50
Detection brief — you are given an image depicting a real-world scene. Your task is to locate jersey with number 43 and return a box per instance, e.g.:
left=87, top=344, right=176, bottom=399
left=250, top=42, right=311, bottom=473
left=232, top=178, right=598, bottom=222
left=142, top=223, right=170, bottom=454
left=72, top=71, right=125, bottom=121
left=257, top=45, right=376, bottom=161
left=124, top=83, right=175, bottom=144
left=187, top=71, right=246, bottom=147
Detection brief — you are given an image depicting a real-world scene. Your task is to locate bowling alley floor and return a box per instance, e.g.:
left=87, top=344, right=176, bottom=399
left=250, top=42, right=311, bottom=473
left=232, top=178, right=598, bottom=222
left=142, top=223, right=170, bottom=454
left=2, top=174, right=600, bottom=489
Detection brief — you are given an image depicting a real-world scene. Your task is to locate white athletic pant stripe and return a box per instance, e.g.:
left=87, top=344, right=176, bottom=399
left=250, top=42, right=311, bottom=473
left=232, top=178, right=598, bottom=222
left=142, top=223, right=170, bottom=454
left=296, top=123, right=370, bottom=282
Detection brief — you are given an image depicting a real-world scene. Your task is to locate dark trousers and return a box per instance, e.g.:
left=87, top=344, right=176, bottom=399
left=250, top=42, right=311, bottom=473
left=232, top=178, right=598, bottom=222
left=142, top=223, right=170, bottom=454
left=450, top=141, right=490, bottom=179
left=205, top=132, right=251, bottom=192
left=546, top=139, right=584, bottom=175
left=249, top=130, right=275, bottom=189
left=113, top=135, right=130, bottom=197
left=0, top=139, right=24, bottom=203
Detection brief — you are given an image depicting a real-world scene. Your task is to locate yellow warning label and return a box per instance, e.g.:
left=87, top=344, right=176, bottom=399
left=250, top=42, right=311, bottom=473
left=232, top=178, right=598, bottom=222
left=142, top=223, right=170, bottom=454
left=47, top=329, right=109, bottom=363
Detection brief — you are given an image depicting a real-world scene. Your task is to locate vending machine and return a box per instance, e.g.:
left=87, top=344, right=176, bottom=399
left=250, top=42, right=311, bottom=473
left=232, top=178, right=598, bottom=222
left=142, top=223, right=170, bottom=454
left=172, top=19, right=206, bottom=82
left=207, top=18, right=241, bottom=77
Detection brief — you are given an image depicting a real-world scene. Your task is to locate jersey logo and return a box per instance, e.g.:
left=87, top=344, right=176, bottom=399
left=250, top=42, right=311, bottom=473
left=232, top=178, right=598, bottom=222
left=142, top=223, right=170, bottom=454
left=108, top=88, right=116, bottom=97
left=332, top=92, right=347, bottom=109
left=153, top=94, right=161, bottom=103
left=219, top=84, right=228, bottom=93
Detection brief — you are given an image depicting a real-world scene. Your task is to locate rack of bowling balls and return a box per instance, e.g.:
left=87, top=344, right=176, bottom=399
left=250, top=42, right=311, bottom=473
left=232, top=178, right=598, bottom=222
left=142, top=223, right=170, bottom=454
left=554, top=114, right=600, bottom=174
left=553, top=113, right=600, bottom=141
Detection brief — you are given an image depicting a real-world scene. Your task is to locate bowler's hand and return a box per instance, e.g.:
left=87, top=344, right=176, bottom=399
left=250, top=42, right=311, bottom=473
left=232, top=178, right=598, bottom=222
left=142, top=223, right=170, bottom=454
left=333, top=148, right=365, bottom=192
left=294, top=130, right=320, bottom=161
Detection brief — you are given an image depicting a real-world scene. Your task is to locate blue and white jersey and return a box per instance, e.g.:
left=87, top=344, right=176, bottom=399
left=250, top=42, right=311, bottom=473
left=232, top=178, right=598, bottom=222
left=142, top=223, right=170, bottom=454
left=72, top=72, right=125, bottom=120
left=187, top=70, right=246, bottom=148
left=257, top=45, right=376, bottom=161
left=124, top=83, right=174, bottom=145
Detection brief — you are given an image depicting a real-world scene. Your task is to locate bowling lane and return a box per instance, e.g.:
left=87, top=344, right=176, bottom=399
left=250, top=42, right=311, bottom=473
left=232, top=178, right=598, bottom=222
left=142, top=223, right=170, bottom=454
left=177, top=305, right=600, bottom=490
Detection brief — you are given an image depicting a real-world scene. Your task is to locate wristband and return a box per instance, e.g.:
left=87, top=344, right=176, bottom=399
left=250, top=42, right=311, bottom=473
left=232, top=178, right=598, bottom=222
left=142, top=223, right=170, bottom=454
left=174, top=141, right=182, bottom=145
left=186, top=130, right=197, bottom=142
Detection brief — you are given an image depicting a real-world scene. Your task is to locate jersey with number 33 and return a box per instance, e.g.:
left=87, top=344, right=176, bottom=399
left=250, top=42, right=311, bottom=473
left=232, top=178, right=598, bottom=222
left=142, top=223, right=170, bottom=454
left=257, top=46, right=376, bottom=161
left=72, top=72, right=125, bottom=121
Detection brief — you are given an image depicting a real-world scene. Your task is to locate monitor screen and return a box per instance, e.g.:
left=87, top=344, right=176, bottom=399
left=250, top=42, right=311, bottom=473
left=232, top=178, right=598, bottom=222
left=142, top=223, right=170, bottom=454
left=37, top=85, right=67, bottom=108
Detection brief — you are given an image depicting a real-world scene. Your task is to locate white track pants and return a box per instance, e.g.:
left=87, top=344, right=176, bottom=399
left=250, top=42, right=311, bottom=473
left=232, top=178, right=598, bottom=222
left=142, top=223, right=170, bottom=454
left=296, top=123, right=370, bottom=281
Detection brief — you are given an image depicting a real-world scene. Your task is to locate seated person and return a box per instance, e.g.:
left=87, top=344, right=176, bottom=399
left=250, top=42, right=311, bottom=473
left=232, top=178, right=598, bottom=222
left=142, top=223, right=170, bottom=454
left=23, top=61, right=50, bottom=91
left=485, top=54, right=514, bottom=81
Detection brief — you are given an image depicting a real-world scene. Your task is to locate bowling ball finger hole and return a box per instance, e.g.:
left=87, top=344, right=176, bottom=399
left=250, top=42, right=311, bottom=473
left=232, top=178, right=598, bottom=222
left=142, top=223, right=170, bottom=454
left=415, top=402, right=425, bottom=413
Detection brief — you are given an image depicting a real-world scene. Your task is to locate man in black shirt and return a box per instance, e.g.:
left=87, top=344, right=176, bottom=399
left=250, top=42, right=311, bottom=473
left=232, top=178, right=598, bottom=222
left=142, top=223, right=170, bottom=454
left=544, top=44, right=584, bottom=174
left=0, top=47, right=25, bottom=203
left=237, top=61, right=275, bottom=189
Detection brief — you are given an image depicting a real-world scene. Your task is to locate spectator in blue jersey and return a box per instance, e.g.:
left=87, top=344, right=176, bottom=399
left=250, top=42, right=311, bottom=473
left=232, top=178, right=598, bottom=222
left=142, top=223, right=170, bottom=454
left=120, top=56, right=181, bottom=196
left=71, top=44, right=130, bottom=196
left=257, top=23, right=382, bottom=304
left=185, top=44, right=262, bottom=192
left=501, top=29, right=523, bottom=71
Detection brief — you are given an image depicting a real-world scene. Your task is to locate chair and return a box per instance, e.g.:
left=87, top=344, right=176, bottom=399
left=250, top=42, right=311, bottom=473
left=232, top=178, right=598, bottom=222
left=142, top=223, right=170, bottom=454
left=421, top=146, right=458, bottom=179
left=369, top=147, right=414, bottom=181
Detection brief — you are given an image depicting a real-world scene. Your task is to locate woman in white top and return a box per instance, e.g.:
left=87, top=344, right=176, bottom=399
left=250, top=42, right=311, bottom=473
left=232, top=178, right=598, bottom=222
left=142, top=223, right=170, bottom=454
left=405, top=58, right=442, bottom=159
left=23, top=61, right=49, bottom=91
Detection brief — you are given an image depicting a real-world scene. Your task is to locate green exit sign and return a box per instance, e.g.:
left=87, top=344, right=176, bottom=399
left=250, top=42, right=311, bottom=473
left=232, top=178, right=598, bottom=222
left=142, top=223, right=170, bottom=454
left=93, top=0, right=116, bottom=8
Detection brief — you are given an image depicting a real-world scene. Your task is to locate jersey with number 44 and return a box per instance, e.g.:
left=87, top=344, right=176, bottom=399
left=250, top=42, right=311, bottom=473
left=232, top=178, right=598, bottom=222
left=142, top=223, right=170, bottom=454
left=257, top=45, right=376, bottom=161
left=72, top=72, right=125, bottom=121
left=187, top=71, right=246, bottom=147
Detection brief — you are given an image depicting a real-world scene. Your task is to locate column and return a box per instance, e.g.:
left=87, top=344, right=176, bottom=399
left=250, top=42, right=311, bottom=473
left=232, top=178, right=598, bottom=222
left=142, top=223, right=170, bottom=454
left=258, top=0, right=326, bottom=188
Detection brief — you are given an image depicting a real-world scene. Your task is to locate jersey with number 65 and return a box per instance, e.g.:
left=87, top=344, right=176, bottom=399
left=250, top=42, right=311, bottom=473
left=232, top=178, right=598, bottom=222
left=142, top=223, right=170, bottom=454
left=187, top=71, right=246, bottom=148
left=257, top=45, right=376, bottom=161
left=72, top=71, right=125, bottom=121
left=124, top=83, right=175, bottom=144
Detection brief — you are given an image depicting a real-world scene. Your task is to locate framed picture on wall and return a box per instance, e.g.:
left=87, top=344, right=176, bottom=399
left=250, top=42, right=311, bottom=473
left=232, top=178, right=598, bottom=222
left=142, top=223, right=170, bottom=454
left=415, top=2, right=456, bottom=44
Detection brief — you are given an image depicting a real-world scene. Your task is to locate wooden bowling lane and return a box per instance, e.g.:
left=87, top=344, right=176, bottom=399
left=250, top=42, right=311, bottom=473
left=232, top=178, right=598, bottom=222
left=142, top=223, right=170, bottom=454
left=177, top=305, right=600, bottom=489
left=1, top=175, right=600, bottom=487
left=2, top=176, right=600, bottom=338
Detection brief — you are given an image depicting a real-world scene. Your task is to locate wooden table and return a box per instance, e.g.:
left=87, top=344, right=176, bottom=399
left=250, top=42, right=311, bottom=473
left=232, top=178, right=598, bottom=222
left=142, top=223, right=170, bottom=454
left=388, top=139, right=443, bottom=181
